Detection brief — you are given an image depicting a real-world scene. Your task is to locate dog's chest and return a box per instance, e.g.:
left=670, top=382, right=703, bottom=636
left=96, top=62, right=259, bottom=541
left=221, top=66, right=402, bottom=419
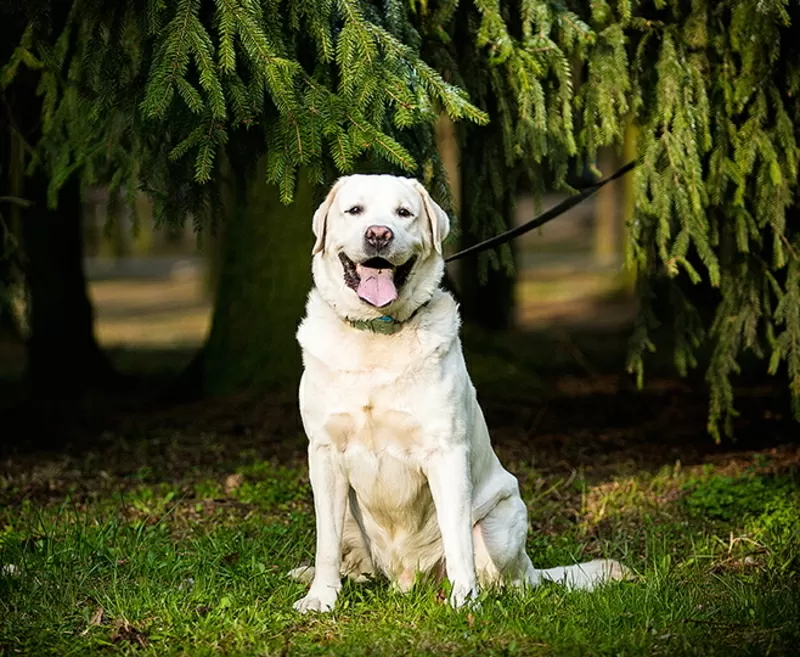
left=320, top=388, right=433, bottom=510
left=324, top=400, right=421, bottom=452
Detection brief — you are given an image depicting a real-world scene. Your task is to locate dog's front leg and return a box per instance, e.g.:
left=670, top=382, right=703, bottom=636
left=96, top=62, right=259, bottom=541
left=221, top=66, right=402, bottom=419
left=293, top=443, right=348, bottom=613
left=424, top=445, right=478, bottom=608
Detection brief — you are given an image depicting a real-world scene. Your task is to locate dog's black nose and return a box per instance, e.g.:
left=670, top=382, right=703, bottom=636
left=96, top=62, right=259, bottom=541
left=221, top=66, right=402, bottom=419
left=364, top=225, right=394, bottom=252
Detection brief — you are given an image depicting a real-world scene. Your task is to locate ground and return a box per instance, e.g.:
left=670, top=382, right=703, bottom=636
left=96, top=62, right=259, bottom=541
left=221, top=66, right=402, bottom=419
left=1, top=322, right=799, bottom=655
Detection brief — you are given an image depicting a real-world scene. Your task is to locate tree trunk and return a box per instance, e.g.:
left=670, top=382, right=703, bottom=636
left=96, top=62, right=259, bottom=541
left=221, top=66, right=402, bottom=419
left=201, top=161, right=315, bottom=395
left=594, top=146, right=620, bottom=268
left=0, top=263, right=22, bottom=343
left=621, top=117, right=638, bottom=291
left=1, top=88, right=25, bottom=344
left=0, top=225, right=21, bottom=343
left=2, top=6, right=116, bottom=399
left=457, top=159, right=517, bottom=331
left=0, top=203, right=23, bottom=344
left=435, top=113, right=463, bottom=295
left=21, top=174, right=118, bottom=398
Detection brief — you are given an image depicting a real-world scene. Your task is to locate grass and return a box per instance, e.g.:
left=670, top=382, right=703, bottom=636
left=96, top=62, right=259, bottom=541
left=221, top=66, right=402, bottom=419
left=2, top=408, right=799, bottom=656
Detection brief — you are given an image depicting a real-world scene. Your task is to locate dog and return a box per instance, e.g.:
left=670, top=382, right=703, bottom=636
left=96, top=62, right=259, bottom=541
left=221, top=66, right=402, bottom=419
left=289, top=174, right=628, bottom=613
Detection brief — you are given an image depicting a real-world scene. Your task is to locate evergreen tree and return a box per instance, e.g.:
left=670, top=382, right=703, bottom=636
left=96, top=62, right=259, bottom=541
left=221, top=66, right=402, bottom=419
left=1, top=3, right=117, bottom=398
left=3, top=0, right=489, bottom=393
left=2, top=0, right=799, bottom=438
left=619, top=0, right=800, bottom=440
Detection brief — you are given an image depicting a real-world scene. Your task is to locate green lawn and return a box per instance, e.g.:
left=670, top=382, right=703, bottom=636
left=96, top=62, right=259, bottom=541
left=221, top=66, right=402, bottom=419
left=2, top=414, right=799, bottom=656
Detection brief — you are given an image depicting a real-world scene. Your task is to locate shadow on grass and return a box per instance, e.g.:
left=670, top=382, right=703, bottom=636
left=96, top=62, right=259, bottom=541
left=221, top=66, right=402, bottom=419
left=1, top=325, right=797, bottom=476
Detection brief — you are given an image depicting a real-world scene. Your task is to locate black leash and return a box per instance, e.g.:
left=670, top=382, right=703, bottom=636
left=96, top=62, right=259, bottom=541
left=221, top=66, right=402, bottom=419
left=444, top=159, right=638, bottom=263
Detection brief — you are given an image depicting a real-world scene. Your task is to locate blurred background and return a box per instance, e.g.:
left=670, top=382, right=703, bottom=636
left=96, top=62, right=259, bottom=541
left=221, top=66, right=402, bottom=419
left=1, top=150, right=635, bottom=375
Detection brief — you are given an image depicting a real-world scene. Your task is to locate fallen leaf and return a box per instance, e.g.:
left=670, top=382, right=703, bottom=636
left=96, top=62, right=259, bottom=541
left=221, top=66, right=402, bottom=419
left=467, top=613, right=475, bottom=627
left=224, top=474, right=244, bottom=494
left=89, top=607, right=104, bottom=626
left=79, top=606, right=104, bottom=636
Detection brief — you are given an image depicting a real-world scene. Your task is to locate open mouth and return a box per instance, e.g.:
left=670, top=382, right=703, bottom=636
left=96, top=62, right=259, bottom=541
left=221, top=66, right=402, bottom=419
left=338, top=253, right=417, bottom=308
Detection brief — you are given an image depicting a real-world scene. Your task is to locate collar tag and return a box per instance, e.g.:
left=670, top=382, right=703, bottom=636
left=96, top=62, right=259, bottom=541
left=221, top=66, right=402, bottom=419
left=346, top=315, right=401, bottom=335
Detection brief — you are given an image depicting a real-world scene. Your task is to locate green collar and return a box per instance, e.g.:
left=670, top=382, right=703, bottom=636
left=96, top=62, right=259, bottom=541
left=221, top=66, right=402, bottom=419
left=345, top=302, right=428, bottom=335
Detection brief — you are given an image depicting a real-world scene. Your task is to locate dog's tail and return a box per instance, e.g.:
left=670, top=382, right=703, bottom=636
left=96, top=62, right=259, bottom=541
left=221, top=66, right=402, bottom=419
left=524, top=556, right=631, bottom=591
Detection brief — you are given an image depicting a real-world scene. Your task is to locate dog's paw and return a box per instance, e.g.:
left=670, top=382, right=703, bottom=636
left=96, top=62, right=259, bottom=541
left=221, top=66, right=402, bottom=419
left=287, top=565, right=316, bottom=584
left=293, top=586, right=339, bottom=614
left=448, top=582, right=479, bottom=609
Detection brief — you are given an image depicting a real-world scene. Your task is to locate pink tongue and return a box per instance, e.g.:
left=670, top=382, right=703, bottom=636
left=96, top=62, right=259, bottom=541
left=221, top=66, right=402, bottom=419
left=356, top=266, right=397, bottom=308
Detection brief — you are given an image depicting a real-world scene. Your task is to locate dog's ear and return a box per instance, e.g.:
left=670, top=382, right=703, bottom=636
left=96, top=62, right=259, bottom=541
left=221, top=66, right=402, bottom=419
left=312, top=176, right=349, bottom=255
left=411, top=180, right=450, bottom=254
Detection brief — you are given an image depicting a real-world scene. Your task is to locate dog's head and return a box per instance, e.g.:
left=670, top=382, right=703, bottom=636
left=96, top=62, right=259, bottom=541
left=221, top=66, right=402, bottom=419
left=310, top=174, right=450, bottom=321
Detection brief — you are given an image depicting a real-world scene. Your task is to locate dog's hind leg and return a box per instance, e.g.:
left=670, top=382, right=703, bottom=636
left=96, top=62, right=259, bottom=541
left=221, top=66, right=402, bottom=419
left=340, top=510, right=376, bottom=583
left=474, top=493, right=630, bottom=592
left=288, top=507, right=375, bottom=584
left=473, top=494, right=530, bottom=588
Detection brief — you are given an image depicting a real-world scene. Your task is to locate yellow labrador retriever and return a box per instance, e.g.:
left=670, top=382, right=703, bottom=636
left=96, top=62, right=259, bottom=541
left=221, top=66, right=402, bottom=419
left=290, top=175, right=627, bottom=613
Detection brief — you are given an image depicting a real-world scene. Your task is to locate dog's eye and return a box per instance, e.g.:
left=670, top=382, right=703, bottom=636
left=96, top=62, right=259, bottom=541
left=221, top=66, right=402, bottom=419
left=345, top=205, right=363, bottom=216
left=396, top=207, right=412, bottom=218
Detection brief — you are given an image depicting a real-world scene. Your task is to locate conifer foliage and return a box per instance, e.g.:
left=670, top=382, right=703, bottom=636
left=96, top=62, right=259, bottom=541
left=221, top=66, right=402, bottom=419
left=3, top=0, right=488, bottom=221
left=621, top=0, right=800, bottom=440
left=2, top=0, right=799, bottom=438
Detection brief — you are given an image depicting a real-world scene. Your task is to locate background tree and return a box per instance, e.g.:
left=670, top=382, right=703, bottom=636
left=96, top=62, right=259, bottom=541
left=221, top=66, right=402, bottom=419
left=618, top=0, right=800, bottom=440
left=2, top=4, right=117, bottom=398
left=5, top=0, right=488, bottom=395
left=4, top=0, right=799, bottom=438
left=420, top=0, right=800, bottom=439
left=417, top=1, right=621, bottom=330
left=0, top=212, right=23, bottom=343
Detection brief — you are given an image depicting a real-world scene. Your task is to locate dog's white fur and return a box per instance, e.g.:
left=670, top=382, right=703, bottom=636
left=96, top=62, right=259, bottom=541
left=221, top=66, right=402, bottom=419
left=291, top=174, right=628, bottom=613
